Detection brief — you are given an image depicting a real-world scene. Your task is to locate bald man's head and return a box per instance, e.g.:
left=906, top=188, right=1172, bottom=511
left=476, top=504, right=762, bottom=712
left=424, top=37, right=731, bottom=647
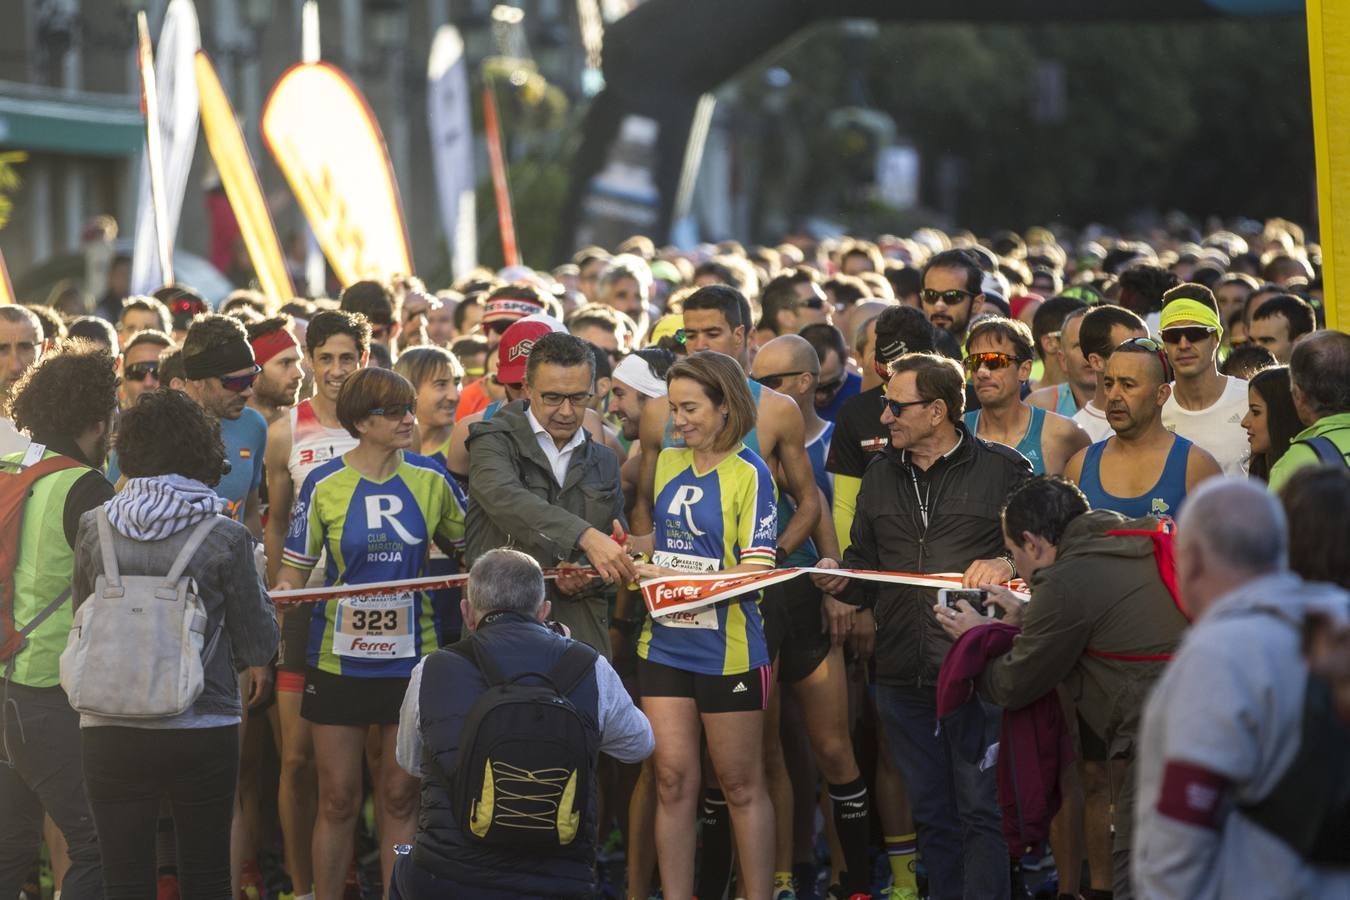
left=1177, top=477, right=1288, bottom=616
left=750, top=334, right=821, bottom=407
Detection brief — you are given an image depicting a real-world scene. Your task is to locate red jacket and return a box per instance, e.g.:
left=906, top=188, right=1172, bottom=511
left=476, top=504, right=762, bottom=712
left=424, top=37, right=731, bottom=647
left=937, top=622, right=1075, bottom=855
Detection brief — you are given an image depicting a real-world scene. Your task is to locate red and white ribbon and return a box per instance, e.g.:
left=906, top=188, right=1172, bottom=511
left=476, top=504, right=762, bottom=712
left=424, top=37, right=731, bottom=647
left=269, top=566, right=1026, bottom=614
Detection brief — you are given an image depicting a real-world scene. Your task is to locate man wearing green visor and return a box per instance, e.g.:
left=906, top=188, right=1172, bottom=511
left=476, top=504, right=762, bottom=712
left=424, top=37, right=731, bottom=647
left=1159, top=284, right=1251, bottom=476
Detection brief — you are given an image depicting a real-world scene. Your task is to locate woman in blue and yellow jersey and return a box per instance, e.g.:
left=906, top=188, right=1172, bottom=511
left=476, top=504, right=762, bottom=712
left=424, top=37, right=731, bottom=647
left=275, top=367, right=467, bottom=900
left=634, top=350, right=778, bottom=900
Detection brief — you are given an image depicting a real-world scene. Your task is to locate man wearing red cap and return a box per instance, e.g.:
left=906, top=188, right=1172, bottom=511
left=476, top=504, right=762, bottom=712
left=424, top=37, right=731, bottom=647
left=454, top=285, right=548, bottom=421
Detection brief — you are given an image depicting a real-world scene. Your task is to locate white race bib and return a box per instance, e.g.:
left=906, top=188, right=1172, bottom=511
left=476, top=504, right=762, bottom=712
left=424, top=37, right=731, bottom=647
left=652, top=551, right=721, bottom=629
left=333, top=592, right=416, bottom=659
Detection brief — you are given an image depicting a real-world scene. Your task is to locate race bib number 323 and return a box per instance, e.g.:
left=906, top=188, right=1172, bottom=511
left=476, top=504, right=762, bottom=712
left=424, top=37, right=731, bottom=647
left=333, top=593, right=416, bottom=659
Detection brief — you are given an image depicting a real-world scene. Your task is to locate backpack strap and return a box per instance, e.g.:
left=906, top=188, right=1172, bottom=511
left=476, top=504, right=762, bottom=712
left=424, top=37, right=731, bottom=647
left=163, top=515, right=226, bottom=587
left=1298, top=435, right=1349, bottom=469
left=545, top=642, right=598, bottom=696
left=95, top=509, right=122, bottom=589
left=447, top=635, right=506, bottom=686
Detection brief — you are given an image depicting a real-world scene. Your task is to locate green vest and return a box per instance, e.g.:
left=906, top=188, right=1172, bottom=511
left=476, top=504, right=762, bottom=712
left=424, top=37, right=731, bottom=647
left=3, top=448, right=91, bottom=687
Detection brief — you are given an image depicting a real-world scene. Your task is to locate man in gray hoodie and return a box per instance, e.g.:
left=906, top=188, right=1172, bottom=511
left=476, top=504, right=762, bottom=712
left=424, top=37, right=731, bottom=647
left=1133, top=477, right=1350, bottom=899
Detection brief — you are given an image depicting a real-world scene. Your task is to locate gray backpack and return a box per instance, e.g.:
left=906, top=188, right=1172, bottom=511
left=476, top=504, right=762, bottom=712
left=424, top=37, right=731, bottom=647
left=60, top=510, right=224, bottom=719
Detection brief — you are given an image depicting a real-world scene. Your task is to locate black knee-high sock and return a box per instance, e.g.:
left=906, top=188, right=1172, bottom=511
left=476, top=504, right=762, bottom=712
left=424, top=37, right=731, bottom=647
left=696, top=788, right=734, bottom=900
left=829, top=776, right=872, bottom=892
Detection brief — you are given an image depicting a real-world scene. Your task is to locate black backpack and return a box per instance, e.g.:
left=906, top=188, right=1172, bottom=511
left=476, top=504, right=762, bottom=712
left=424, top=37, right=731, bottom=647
left=439, top=636, right=599, bottom=848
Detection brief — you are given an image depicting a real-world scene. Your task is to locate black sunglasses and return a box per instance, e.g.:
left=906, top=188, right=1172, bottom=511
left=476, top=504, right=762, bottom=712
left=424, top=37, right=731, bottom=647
left=124, top=361, right=160, bottom=382
left=219, top=366, right=261, bottom=393
left=753, top=371, right=808, bottom=390
left=882, top=396, right=934, bottom=416
left=920, top=288, right=975, bottom=306
left=368, top=403, right=415, bottom=419
left=1159, top=326, right=1218, bottom=345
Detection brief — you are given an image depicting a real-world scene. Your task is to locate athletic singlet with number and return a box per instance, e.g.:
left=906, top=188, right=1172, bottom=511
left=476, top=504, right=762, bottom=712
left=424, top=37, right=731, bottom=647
left=1054, top=381, right=1078, bottom=418
left=964, top=406, right=1046, bottom=475
left=288, top=399, right=359, bottom=492
left=783, top=421, right=835, bottom=567
left=638, top=444, right=777, bottom=676
left=1078, top=434, right=1193, bottom=519
left=282, top=451, right=468, bottom=678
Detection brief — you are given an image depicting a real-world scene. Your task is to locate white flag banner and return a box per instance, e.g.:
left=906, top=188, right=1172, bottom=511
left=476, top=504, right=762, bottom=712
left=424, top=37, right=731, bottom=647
left=427, top=26, right=477, bottom=281
left=131, top=0, right=201, bottom=296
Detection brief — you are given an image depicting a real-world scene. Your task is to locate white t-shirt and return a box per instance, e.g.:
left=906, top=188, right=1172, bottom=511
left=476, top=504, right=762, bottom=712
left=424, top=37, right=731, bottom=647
left=1073, top=401, right=1113, bottom=443
left=1163, top=375, right=1249, bottom=475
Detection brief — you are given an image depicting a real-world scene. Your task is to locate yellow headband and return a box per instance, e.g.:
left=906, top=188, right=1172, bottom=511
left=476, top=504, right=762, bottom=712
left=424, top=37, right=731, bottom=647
left=1159, top=298, right=1222, bottom=335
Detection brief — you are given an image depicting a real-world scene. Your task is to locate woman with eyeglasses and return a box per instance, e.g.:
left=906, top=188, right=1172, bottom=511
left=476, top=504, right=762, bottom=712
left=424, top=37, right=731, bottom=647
left=632, top=350, right=779, bottom=900
left=273, top=367, right=468, bottom=899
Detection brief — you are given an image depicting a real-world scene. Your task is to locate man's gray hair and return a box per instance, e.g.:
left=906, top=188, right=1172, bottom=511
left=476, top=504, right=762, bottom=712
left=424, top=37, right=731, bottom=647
left=600, top=254, right=652, bottom=301
left=1178, top=477, right=1288, bottom=574
left=467, top=548, right=546, bottom=615
left=0, top=305, right=43, bottom=343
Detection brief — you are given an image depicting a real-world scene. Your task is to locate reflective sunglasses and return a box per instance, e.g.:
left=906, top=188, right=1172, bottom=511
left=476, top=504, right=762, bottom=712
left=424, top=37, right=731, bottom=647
left=124, top=360, right=160, bottom=382
left=754, top=370, right=808, bottom=390
left=1117, top=336, right=1175, bottom=382
left=368, top=403, right=415, bottom=419
left=882, top=396, right=934, bottom=416
left=963, top=351, right=1023, bottom=375
left=1159, top=325, right=1218, bottom=345
left=219, top=366, right=261, bottom=393
left=920, top=288, right=975, bottom=306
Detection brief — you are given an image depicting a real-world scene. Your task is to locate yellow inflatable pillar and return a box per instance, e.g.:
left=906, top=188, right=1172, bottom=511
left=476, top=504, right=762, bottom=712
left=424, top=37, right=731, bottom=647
left=1308, top=0, right=1349, bottom=330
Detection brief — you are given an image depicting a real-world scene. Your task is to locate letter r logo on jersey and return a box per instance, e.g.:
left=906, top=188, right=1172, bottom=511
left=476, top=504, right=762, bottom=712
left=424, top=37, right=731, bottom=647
left=365, top=495, right=423, bottom=545
left=667, top=486, right=706, bottom=536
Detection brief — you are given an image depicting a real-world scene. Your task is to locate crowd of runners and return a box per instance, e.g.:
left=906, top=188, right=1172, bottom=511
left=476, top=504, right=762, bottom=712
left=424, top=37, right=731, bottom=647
left=1, top=218, right=1348, bottom=900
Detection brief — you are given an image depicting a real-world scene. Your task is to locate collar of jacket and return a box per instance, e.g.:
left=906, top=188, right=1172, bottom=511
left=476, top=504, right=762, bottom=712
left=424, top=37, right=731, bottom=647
left=478, top=399, right=595, bottom=489
left=883, top=421, right=975, bottom=472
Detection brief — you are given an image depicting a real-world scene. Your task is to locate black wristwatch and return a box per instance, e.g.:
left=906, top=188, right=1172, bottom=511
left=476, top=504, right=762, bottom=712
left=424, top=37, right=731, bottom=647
left=775, top=546, right=789, bottom=567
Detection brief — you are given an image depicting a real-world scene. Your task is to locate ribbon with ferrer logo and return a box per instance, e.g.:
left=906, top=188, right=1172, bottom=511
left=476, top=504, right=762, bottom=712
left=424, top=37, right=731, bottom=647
left=270, top=566, right=1027, bottom=613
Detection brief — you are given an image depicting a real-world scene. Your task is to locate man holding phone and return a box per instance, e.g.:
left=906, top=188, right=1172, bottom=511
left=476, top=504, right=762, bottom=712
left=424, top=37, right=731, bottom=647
left=812, top=352, right=1030, bottom=900
left=935, top=475, right=1187, bottom=899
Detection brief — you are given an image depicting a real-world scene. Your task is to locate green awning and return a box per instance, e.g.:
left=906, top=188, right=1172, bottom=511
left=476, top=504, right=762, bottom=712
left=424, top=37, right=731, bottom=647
left=0, top=82, right=143, bottom=157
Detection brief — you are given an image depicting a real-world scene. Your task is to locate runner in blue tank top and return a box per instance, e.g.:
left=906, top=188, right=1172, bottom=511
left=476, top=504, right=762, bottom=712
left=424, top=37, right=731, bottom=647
left=1064, top=338, right=1222, bottom=519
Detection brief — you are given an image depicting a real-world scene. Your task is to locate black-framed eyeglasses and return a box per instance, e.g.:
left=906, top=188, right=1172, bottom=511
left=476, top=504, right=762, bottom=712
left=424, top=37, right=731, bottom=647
left=1159, top=326, right=1218, bottom=345
left=920, top=288, right=975, bottom=306
left=219, top=366, right=261, bottom=393
left=367, top=403, right=415, bottom=419
left=124, top=360, right=160, bottom=382
left=753, top=370, right=808, bottom=390
left=537, top=391, right=593, bottom=408
left=882, top=396, right=934, bottom=417
left=963, top=351, right=1024, bottom=375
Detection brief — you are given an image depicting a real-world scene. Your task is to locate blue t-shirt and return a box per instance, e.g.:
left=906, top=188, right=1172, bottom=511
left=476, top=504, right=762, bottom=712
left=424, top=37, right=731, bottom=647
left=105, top=406, right=267, bottom=525
left=817, top=370, right=862, bottom=424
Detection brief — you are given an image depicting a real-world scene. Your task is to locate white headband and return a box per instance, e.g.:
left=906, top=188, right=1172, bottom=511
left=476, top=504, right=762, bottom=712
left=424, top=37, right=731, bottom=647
left=613, top=354, right=667, bottom=399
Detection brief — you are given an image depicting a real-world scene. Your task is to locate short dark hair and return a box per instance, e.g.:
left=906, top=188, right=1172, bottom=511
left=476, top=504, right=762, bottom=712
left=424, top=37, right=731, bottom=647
left=1279, top=465, right=1350, bottom=589
left=159, top=347, right=186, bottom=384
left=182, top=314, right=249, bottom=374
left=220, top=289, right=269, bottom=318
left=66, top=316, right=118, bottom=351
left=336, top=367, right=415, bottom=438
left=1289, top=330, right=1350, bottom=416
left=306, top=309, right=371, bottom=356
left=339, top=280, right=395, bottom=326
left=821, top=275, right=869, bottom=308
left=874, top=305, right=936, bottom=362
left=115, top=388, right=227, bottom=486
left=1161, top=282, right=1220, bottom=315
left=525, top=332, right=596, bottom=385
left=966, top=316, right=1034, bottom=361
left=453, top=296, right=484, bottom=333
left=921, top=248, right=984, bottom=295
left=245, top=315, right=293, bottom=344
left=884, top=265, right=922, bottom=301
left=10, top=304, right=52, bottom=343
left=1031, top=295, right=1087, bottom=361
left=889, top=352, right=966, bottom=424
left=1002, top=475, right=1091, bottom=547
left=682, top=284, right=751, bottom=332
left=760, top=269, right=819, bottom=334
left=1116, top=264, right=1179, bottom=315
left=798, top=323, right=847, bottom=367
left=123, top=329, right=173, bottom=356
left=629, top=347, right=677, bottom=380
left=1219, top=343, right=1276, bottom=380
left=1252, top=294, right=1316, bottom=341
left=8, top=344, right=117, bottom=443
left=1079, top=305, right=1146, bottom=363
left=119, top=296, right=173, bottom=333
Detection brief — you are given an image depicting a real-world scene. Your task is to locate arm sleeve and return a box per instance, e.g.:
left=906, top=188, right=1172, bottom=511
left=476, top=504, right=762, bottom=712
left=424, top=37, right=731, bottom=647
left=222, top=531, right=281, bottom=668
left=63, top=470, right=115, bottom=548
left=737, top=458, right=778, bottom=567
left=467, top=429, right=594, bottom=560
left=593, top=654, right=654, bottom=763
left=396, top=659, right=427, bottom=777
left=832, top=475, right=861, bottom=554
left=976, top=581, right=1091, bottom=710
left=281, top=472, right=324, bottom=572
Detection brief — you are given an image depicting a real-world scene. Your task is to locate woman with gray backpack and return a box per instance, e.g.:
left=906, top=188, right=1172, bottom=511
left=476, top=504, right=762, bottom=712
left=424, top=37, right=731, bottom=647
left=62, top=389, right=279, bottom=900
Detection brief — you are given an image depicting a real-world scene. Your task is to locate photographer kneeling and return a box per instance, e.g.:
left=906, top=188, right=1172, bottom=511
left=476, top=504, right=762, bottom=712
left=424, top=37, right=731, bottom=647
left=935, top=475, right=1187, bottom=899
